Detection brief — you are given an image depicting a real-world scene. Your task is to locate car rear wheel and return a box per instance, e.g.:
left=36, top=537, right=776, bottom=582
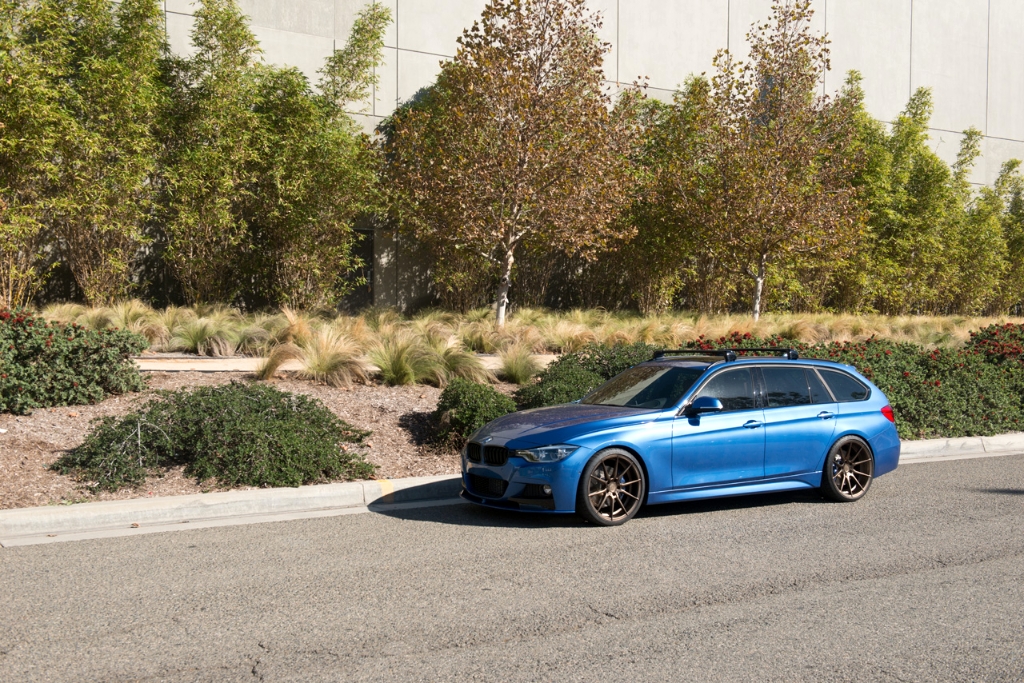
left=822, top=436, right=874, bottom=502
left=576, top=449, right=646, bottom=526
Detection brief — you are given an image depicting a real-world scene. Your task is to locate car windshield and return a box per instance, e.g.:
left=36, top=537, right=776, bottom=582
left=581, top=365, right=706, bottom=409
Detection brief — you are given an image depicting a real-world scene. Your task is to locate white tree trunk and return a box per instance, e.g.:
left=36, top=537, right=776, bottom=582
left=752, top=256, right=767, bottom=322
left=495, top=248, right=515, bottom=328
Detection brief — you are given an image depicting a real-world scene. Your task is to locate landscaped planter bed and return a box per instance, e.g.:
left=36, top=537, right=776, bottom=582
left=0, top=372, right=514, bottom=510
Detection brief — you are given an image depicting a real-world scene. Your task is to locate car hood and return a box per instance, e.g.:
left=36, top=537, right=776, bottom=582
left=474, top=403, right=658, bottom=446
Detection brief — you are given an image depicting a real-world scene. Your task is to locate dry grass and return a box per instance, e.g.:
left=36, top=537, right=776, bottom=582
left=35, top=301, right=1024, bottom=385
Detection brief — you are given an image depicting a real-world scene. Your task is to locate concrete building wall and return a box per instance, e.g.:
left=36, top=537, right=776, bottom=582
left=162, top=0, right=1024, bottom=306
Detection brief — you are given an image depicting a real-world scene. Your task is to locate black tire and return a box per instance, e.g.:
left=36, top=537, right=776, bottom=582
left=821, top=436, right=874, bottom=502
left=576, top=448, right=646, bottom=526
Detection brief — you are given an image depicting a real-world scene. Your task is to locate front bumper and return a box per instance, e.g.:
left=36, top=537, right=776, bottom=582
left=460, top=449, right=589, bottom=514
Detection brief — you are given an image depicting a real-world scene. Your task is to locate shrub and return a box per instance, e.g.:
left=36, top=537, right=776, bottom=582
left=0, top=309, right=147, bottom=414
left=895, top=349, right=1024, bottom=438
left=514, top=364, right=604, bottom=409
left=514, top=342, right=656, bottom=409
left=687, top=332, right=1024, bottom=440
left=52, top=382, right=374, bottom=491
left=434, top=378, right=516, bottom=443
left=552, top=341, right=659, bottom=378
left=965, top=323, right=1024, bottom=363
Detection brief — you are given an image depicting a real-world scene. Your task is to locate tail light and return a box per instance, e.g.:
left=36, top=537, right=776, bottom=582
left=881, top=405, right=895, bottom=423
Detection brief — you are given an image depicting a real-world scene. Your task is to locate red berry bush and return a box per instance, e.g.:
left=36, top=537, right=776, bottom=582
left=685, top=333, right=1024, bottom=440
left=966, top=323, right=1024, bottom=363
left=0, top=309, right=148, bottom=414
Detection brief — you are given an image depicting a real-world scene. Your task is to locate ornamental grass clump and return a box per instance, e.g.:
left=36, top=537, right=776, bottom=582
left=52, top=382, right=374, bottom=491
left=0, top=309, right=147, bottom=414
left=168, top=317, right=239, bottom=356
left=296, top=328, right=369, bottom=387
left=498, top=344, right=541, bottom=385
left=369, top=332, right=436, bottom=386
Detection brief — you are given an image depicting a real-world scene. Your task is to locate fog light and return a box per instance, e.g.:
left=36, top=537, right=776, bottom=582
left=542, top=485, right=552, bottom=495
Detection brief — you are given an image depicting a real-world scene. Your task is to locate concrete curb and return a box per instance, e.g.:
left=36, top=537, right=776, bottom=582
left=2, top=432, right=1023, bottom=545
left=0, top=475, right=462, bottom=543
left=899, top=432, right=1024, bottom=462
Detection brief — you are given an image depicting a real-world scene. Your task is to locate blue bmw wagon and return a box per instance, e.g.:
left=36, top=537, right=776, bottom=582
left=461, top=349, right=900, bottom=526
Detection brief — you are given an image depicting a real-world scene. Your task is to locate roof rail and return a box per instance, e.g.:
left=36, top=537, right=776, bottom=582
left=653, top=348, right=800, bottom=362
left=652, top=349, right=739, bottom=362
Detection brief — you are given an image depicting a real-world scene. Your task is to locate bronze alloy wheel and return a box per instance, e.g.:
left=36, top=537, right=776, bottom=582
left=577, top=449, right=645, bottom=526
left=823, top=436, right=874, bottom=502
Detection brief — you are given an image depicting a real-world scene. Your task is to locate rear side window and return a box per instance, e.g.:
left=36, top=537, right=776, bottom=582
left=694, top=369, right=756, bottom=412
left=806, top=369, right=833, bottom=404
left=819, top=369, right=870, bottom=402
left=761, top=367, right=811, bottom=407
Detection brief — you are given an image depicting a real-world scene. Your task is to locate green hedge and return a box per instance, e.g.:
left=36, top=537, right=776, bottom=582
left=52, top=382, right=374, bottom=491
left=0, top=309, right=147, bottom=414
left=510, top=331, right=1024, bottom=440
left=686, top=331, right=1024, bottom=439
left=514, top=342, right=656, bottom=409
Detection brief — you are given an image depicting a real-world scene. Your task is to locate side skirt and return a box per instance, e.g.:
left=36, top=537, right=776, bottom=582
left=647, top=474, right=821, bottom=506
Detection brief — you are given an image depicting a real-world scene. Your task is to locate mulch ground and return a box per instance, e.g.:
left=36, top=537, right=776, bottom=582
left=0, top=372, right=512, bottom=510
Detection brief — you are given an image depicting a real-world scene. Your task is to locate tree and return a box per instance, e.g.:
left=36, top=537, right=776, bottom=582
left=384, top=0, right=640, bottom=327
left=159, top=0, right=260, bottom=304
left=1000, top=161, right=1024, bottom=315
left=635, top=76, right=737, bottom=314
left=242, top=3, right=390, bottom=308
left=940, top=129, right=1007, bottom=314
left=40, top=0, right=164, bottom=305
left=844, top=87, right=1007, bottom=315
left=161, top=0, right=389, bottom=308
left=984, top=160, right=1024, bottom=314
left=703, top=0, right=862, bottom=321
left=0, top=0, right=66, bottom=308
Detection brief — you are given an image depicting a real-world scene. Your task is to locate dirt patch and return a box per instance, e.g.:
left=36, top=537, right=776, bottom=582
left=0, top=372, right=517, bottom=510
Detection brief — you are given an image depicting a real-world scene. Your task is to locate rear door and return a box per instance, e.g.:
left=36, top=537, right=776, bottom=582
left=672, top=368, right=765, bottom=488
left=760, top=366, right=838, bottom=478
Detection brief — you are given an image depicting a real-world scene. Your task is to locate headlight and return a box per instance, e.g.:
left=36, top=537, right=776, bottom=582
left=514, top=445, right=579, bottom=463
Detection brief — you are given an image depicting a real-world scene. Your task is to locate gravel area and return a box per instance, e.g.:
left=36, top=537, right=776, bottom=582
left=0, top=372, right=511, bottom=510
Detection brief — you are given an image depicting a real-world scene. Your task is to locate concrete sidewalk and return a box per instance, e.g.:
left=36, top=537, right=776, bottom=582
left=3, top=433, right=1022, bottom=547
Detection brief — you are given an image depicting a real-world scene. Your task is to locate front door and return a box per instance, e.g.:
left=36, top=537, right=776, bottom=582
left=672, top=368, right=766, bottom=488
left=760, top=366, right=838, bottom=478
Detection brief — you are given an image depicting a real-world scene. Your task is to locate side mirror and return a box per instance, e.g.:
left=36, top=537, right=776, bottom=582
left=685, top=396, right=724, bottom=417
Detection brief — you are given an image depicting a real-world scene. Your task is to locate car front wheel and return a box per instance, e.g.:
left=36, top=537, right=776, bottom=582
left=822, top=436, right=874, bottom=502
left=576, top=449, right=646, bottom=526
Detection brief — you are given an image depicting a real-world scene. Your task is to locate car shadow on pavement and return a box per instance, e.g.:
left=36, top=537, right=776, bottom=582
left=369, top=500, right=587, bottom=528
left=976, top=487, right=1024, bottom=496
left=637, top=488, right=828, bottom=520
left=369, top=488, right=829, bottom=528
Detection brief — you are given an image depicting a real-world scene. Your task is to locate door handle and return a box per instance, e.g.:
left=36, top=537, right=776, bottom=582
left=743, top=420, right=763, bottom=429
left=817, top=411, right=835, bottom=420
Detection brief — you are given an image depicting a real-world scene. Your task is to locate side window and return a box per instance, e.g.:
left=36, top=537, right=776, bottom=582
left=819, top=369, right=870, bottom=402
left=694, top=369, right=756, bottom=412
left=806, top=369, right=833, bottom=404
left=761, top=367, right=811, bottom=408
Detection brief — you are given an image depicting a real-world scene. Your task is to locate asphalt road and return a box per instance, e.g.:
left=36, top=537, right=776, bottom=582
left=2, top=455, right=1024, bottom=683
